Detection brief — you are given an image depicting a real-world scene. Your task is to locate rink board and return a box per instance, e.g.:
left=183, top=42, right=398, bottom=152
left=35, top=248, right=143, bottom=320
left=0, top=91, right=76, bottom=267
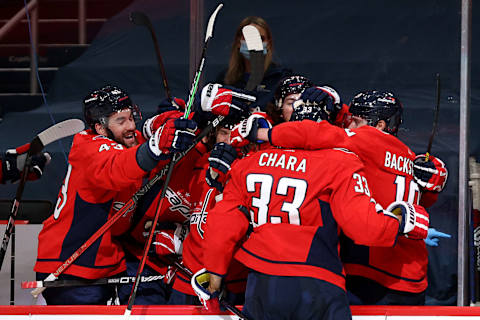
left=1, top=306, right=480, bottom=319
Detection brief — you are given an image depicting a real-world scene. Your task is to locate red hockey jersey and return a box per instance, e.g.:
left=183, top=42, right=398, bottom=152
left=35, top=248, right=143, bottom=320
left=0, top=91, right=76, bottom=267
left=203, top=147, right=401, bottom=291
left=123, top=141, right=208, bottom=275
left=270, top=120, right=428, bottom=293
left=172, top=153, right=247, bottom=296
left=35, top=129, right=148, bottom=279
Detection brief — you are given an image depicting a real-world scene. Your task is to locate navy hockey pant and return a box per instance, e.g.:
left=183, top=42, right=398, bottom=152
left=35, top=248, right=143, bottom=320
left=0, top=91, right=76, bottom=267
left=116, top=253, right=171, bottom=305
left=36, top=272, right=117, bottom=305
left=243, top=271, right=352, bottom=320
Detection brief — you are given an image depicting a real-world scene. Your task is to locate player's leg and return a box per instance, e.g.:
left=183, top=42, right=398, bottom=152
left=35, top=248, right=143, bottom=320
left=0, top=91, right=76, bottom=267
left=243, top=271, right=351, bottom=320
left=117, top=253, right=171, bottom=305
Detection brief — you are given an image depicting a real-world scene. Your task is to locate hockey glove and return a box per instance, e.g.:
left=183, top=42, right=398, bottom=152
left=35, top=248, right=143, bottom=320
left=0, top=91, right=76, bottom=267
left=147, top=118, right=197, bottom=160
left=206, top=143, right=238, bottom=192
left=413, top=154, right=448, bottom=192
left=152, top=223, right=189, bottom=256
left=387, top=201, right=429, bottom=240
left=156, top=97, right=186, bottom=114
left=142, top=110, right=184, bottom=139
left=424, top=228, right=451, bottom=247
left=2, top=143, right=51, bottom=184
left=191, top=268, right=222, bottom=312
left=291, top=86, right=342, bottom=123
left=230, top=112, right=272, bottom=148
left=201, top=83, right=256, bottom=123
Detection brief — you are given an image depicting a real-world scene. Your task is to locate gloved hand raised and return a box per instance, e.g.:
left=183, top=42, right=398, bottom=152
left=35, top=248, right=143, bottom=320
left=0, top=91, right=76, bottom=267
left=291, top=86, right=342, bottom=123
left=205, top=143, right=238, bottom=192
left=147, top=118, right=197, bottom=160
left=413, top=154, right=448, bottom=192
left=230, top=112, right=272, bottom=148
left=201, top=83, right=256, bottom=123
left=1, top=143, right=51, bottom=184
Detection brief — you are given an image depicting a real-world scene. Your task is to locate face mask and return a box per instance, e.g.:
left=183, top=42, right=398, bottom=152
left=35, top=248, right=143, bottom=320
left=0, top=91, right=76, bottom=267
left=239, top=40, right=268, bottom=60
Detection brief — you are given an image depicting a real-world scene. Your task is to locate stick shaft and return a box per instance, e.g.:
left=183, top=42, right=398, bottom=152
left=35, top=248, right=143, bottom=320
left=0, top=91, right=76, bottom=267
left=426, top=73, right=441, bottom=160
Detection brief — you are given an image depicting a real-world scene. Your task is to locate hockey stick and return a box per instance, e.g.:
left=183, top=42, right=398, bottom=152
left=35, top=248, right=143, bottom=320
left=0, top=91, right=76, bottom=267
left=0, top=119, right=84, bottom=271
left=184, top=3, right=223, bottom=118
left=30, top=116, right=224, bottom=299
left=242, top=25, right=265, bottom=91
left=123, top=5, right=224, bottom=319
left=129, top=11, right=172, bottom=102
left=22, top=274, right=164, bottom=289
left=425, top=73, right=441, bottom=161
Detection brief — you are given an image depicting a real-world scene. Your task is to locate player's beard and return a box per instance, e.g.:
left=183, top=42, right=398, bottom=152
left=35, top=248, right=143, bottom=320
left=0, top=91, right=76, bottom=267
left=106, top=128, right=138, bottom=148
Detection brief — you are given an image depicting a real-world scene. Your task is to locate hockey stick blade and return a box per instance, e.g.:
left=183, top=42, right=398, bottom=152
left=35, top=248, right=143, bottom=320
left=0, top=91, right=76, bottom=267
left=426, top=73, right=441, bottom=160
left=29, top=119, right=85, bottom=155
left=243, top=25, right=265, bottom=91
left=22, top=274, right=164, bottom=289
left=129, top=11, right=172, bottom=101
left=242, top=25, right=262, bottom=51
left=184, top=3, right=223, bottom=118
left=205, top=4, right=223, bottom=42
left=0, top=119, right=84, bottom=271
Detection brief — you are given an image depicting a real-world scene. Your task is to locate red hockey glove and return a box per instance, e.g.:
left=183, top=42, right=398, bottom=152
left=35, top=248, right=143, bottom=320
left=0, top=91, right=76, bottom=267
left=2, top=143, right=51, bottom=184
left=230, top=112, right=272, bottom=148
left=201, top=83, right=256, bottom=122
left=191, top=268, right=222, bottom=313
left=142, top=110, right=184, bottom=139
left=413, top=154, right=448, bottom=192
left=387, top=201, right=429, bottom=240
left=152, top=223, right=189, bottom=256
left=147, top=118, right=197, bottom=160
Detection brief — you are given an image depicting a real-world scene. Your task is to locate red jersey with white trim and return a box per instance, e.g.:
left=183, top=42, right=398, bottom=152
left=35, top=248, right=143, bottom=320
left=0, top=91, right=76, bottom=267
left=172, top=153, right=247, bottom=296
left=123, top=141, right=208, bottom=274
left=35, top=129, right=148, bottom=279
left=270, top=120, right=428, bottom=293
left=203, top=147, right=400, bottom=291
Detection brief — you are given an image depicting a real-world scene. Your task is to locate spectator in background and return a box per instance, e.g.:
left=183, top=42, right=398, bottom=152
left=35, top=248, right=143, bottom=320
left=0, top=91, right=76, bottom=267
left=216, top=16, right=292, bottom=110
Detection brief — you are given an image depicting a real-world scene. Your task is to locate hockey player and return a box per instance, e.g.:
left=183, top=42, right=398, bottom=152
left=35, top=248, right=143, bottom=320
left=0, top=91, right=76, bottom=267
left=1, top=144, right=50, bottom=184
left=191, top=142, right=430, bottom=319
left=169, top=125, right=248, bottom=306
left=115, top=107, right=203, bottom=305
left=34, top=85, right=197, bottom=305
left=254, top=89, right=448, bottom=305
left=116, top=83, right=255, bottom=305
left=267, top=75, right=313, bottom=123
